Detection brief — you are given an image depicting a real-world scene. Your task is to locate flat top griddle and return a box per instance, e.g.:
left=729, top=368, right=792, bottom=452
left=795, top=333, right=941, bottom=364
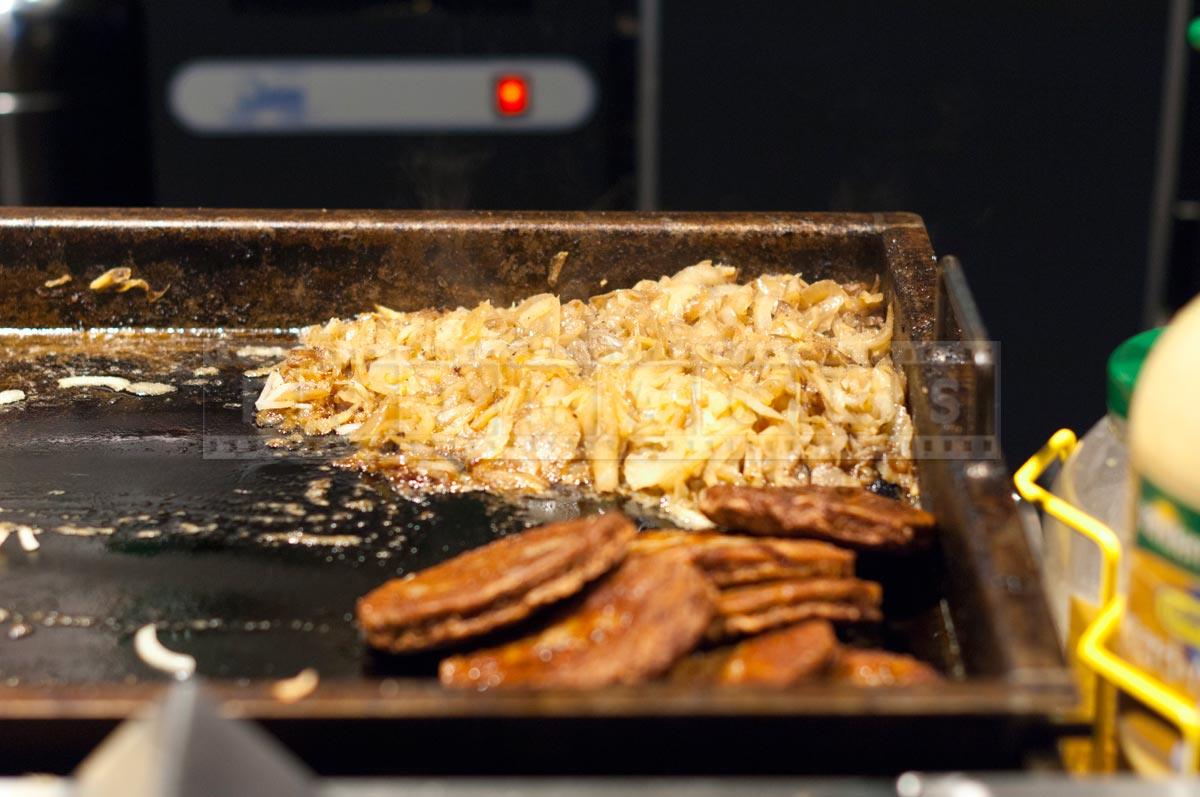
left=0, top=330, right=678, bottom=686
left=0, top=210, right=1073, bottom=775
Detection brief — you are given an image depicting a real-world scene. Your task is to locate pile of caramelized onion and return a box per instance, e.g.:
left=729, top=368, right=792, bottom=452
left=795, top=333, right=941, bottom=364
left=256, top=262, right=915, bottom=525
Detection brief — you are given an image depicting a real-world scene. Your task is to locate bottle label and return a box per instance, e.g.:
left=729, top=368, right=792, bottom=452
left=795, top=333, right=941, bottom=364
left=1124, top=478, right=1200, bottom=698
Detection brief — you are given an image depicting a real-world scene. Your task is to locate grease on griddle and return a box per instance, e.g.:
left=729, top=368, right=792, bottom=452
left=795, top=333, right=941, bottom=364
left=257, top=531, right=364, bottom=548
left=177, top=522, right=217, bottom=535
left=305, top=478, right=332, bottom=507
left=867, top=477, right=903, bottom=501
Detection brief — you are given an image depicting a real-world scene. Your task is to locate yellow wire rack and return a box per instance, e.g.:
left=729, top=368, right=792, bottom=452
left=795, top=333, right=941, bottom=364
left=1014, top=428, right=1200, bottom=774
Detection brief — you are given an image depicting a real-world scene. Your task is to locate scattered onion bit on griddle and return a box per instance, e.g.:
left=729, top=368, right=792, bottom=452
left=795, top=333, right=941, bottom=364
left=236, top=345, right=290, bottom=359
left=16, top=527, right=38, bottom=552
left=0, top=522, right=40, bottom=552
left=54, top=524, right=114, bottom=537
left=547, top=250, right=569, bottom=287
left=58, top=375, right=131, bottom=392
left=89, top=266, right=169, bottom=302
left=271, top=667, right=320, bottom=703
left=124, top=381, right=177, bottom=397
left=57, top=375, right=175, bottom=397
left=43, top=274, right=72, bottom=288
left=0, top=389, right=25, bottom=405
left=133, top=624, right=197, bottom=680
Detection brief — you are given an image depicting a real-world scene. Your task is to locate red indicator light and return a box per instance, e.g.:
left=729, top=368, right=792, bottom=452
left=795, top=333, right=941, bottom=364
left=496, top=75, right=529, bottom=116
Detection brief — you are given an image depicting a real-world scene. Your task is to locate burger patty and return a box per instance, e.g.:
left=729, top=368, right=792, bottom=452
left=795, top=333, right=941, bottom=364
left=708, top=577, right=883, bottom=641
left=629, top=529, right=855, bottom=586
left=674, top=619, right=840, bottom=686
left=700, top=485, right=935, bottom=552
left=357, top=513, right=637, bottom=653
left=831, top=648, right=942, bottom=686
left=439, top=553, right=716, bottom=689
left=715, top=619, right=839, bottom=686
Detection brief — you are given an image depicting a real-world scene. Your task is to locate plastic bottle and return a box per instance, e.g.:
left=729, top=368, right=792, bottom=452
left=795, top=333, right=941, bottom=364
left=1043, top=329, right=1160, bottom=728
left=1125, top=295, right=1200, bottom=702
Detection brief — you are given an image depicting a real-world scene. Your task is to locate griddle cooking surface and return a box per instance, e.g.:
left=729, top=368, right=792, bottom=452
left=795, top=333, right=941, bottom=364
left=0, top=329, right=947, bottom=690
left=0, top=332, right=641, bottom=685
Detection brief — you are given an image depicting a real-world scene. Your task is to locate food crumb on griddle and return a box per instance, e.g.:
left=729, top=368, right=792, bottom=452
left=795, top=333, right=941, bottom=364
left=133, top=624, right=196, bottom=679
left=56, top=375, right=176, bottom=397
left=547, top=250, right=569, bottom=287
left=16, top=527, right=39, bottom=552
left=125, top=381, right=176, bottom=397
left=7, top=623, right=33, bottom=640
left=54, top=524, right=114, bottom=537
left=271, top=667, right=320, bottom=703
left=236, top=345, right=290, bottom=359
left=88, top=266, right=169, bottom=302
left=58, top=375, right=131, bottom=392
left=0, top=522, right=40, bottom=551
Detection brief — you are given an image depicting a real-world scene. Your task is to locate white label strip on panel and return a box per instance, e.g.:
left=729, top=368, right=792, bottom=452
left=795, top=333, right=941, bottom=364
left=169, top=58, right=597, bottom=134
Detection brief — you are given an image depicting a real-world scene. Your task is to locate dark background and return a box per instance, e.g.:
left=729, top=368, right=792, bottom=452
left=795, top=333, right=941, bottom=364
left=2, top=0, right=1186, bottom=464
left=656, top=2, right=1169, bottom=463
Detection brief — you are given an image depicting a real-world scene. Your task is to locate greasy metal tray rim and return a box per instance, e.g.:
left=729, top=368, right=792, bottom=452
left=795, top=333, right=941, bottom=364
left=0, top=676, right=1075, bottom=721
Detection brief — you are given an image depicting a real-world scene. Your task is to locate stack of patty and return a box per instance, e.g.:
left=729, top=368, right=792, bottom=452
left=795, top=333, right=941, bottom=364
left=356, top=485, right=939, bottom=690
left=626, top=529, right=881, bottom=643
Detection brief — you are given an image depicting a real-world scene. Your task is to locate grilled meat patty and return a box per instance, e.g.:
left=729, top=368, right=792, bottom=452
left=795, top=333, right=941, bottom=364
left=831, top=648, right=942, bottom=686
left=708, top=577, right=883, bottom=641
left=357, top=513, right=637, bottom=653
left=716, top=620, right=839, bottom=686
left=671, top=619, right=840, bottom=687
left=629, top=529, right=855, bottom=586
left=700, top=485, right=935, bottom=552
left=439, top=553, right=716, bottom=689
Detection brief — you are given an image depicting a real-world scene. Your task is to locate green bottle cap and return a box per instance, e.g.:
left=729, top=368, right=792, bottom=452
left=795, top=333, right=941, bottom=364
left=1189, top=17, right=1200, bottom=50
left=1107, top=327, right=1165, bottom=420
